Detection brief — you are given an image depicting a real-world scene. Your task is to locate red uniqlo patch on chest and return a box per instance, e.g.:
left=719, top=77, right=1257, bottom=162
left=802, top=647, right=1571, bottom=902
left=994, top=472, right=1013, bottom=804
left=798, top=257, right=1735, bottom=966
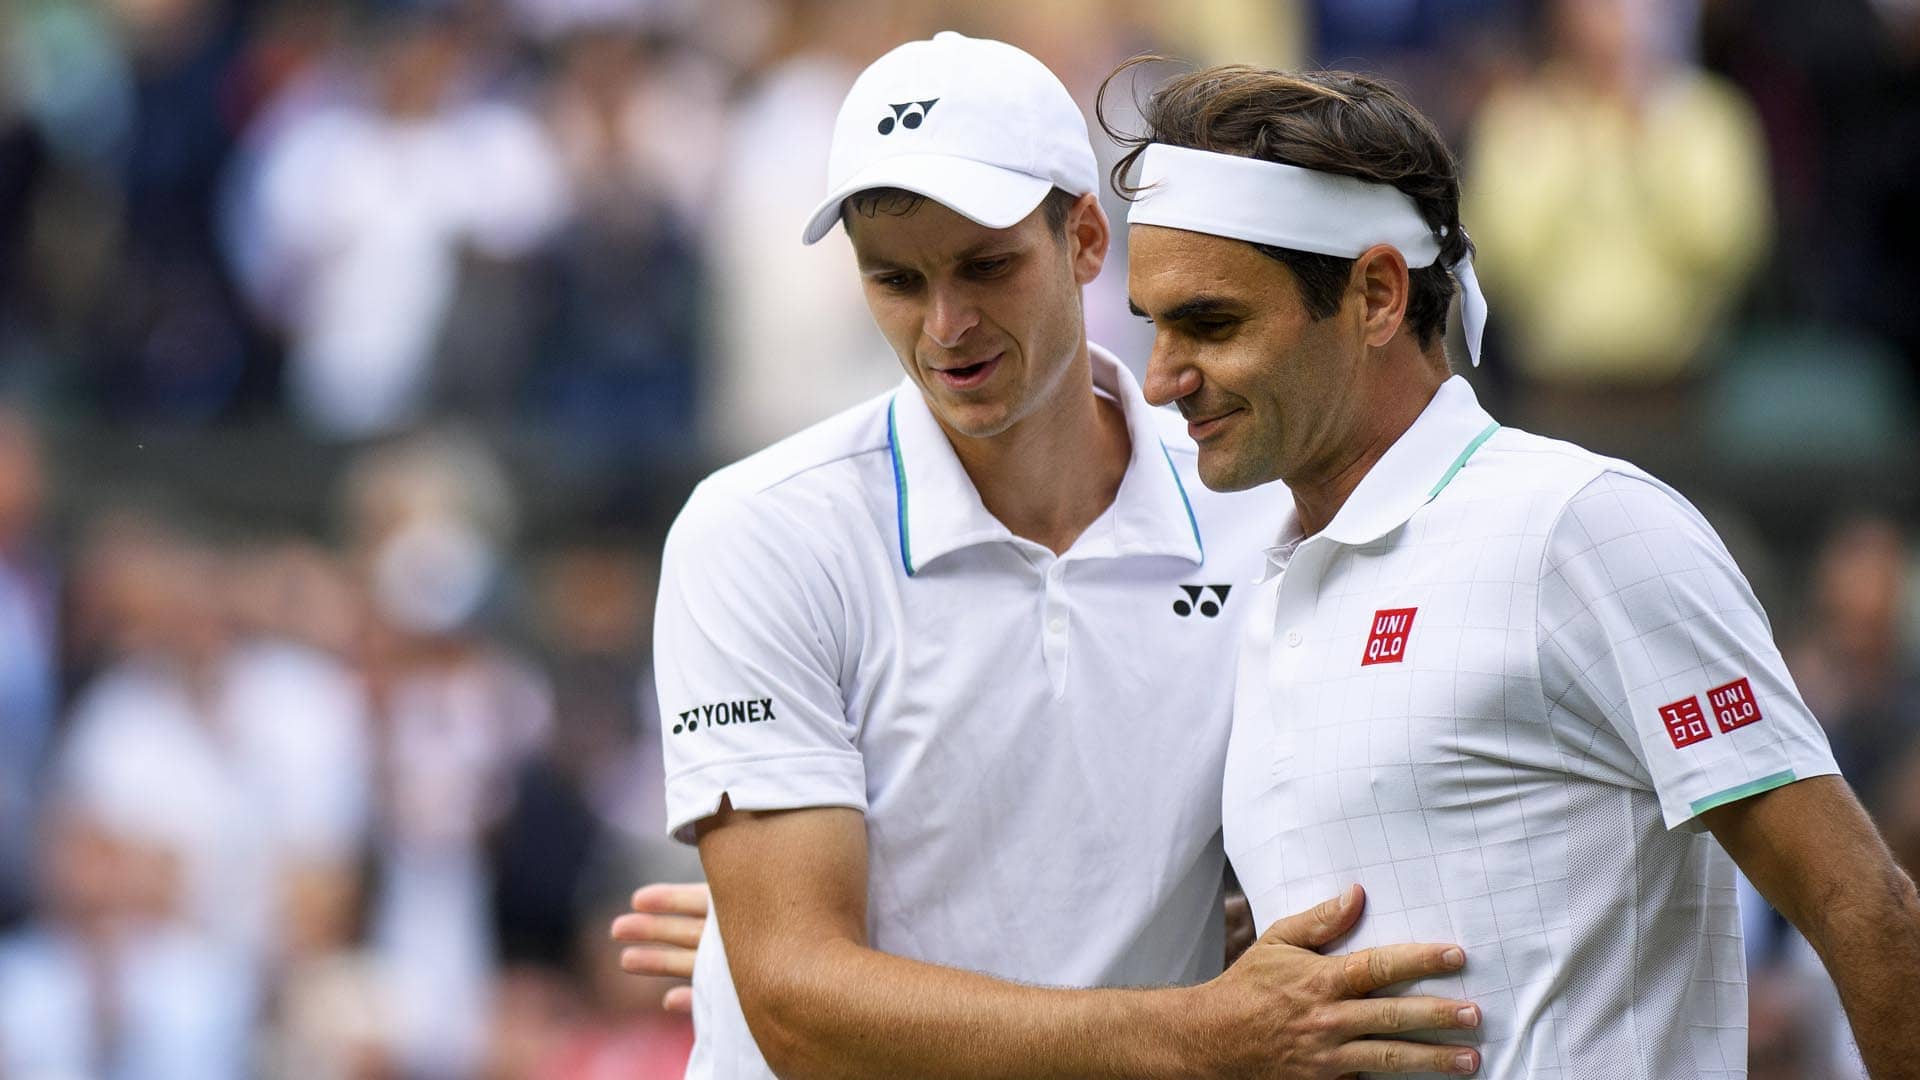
left=1361, top=608, right=1418, bottom=666
left=1659, top=696, right=1712, bottom=748
left=1707, top=677, right=1764, bottom=733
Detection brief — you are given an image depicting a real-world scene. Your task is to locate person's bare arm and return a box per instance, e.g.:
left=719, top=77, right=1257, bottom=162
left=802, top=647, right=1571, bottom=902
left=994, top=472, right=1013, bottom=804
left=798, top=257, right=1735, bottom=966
left=618, top=879, right=1261, bottom=1016
left=697, top=797, right=1483, bottom=1080
left=1703, top=774, right=1920, bottom=1077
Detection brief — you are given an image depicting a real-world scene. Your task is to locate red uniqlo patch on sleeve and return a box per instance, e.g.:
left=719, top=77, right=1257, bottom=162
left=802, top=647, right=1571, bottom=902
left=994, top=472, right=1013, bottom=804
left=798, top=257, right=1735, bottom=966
left=1361, top=608, right=1417, bottom=666
left=1659, top=696, right=1712, bottom=749
left=1707, top=677, right=1763, bottom=733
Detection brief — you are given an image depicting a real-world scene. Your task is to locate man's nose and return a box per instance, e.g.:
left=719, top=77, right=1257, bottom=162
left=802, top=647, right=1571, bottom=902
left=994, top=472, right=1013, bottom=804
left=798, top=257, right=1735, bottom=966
left=1143, top=342, right=1202, bottom=406
left=924, top=286, right=979, bottom=351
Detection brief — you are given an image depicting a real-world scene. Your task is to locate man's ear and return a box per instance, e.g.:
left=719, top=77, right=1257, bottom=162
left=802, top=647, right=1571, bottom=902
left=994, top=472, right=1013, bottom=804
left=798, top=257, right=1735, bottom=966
left=1066, top=193, right=1110, bottom=286
left=1352, top=243, right=1410, bottom=348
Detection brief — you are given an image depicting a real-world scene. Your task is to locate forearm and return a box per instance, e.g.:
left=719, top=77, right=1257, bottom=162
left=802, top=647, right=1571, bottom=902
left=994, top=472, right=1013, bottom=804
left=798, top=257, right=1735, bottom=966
left=743, top=938, right=1212, bottom=1080
left=1797, top=861, right=1920, bottom=1077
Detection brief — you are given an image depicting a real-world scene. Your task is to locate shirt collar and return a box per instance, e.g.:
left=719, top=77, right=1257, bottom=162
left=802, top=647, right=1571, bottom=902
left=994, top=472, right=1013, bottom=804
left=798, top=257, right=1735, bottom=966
left=887, top=344, right=1204, bottom=577
left=1259, top=375, right=1499, bottom=581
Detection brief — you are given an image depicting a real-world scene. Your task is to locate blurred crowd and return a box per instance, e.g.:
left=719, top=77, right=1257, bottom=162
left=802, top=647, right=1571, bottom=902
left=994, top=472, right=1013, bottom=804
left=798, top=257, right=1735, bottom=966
left=0, top=0, right=1916, bottom=1076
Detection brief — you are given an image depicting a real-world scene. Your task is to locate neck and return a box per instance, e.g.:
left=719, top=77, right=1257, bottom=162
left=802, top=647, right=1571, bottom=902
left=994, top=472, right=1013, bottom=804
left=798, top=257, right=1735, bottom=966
left=941, top=344, right=1131, bottom=555
left=1288, top=346, right=1449, bottom=538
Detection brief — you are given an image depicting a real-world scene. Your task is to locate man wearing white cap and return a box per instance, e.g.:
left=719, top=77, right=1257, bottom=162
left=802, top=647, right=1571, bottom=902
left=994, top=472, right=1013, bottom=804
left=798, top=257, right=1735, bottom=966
left=641, top=32, right=1486, bottom=1080
left=1116, top=62, right=1920, bottom=1078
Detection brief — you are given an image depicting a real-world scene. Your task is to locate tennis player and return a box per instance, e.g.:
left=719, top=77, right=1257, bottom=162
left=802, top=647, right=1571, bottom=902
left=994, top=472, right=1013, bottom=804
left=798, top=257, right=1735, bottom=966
left=644, top=32, right=1484, bottom=1080
left=1116, top=62, right=1920, bottom=1078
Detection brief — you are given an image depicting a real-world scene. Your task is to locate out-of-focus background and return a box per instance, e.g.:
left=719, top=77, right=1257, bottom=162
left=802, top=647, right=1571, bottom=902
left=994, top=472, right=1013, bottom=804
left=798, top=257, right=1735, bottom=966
left=0, top=0, right=1915, bottom=1076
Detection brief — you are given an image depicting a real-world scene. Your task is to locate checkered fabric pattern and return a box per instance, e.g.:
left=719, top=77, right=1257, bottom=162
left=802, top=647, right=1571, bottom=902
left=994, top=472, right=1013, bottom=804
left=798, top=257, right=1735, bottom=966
left=1225, top=387, right=1838, bottom=1079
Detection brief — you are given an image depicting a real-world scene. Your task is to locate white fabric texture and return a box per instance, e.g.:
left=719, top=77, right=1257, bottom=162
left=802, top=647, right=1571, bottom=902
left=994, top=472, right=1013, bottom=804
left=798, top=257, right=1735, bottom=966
left=1224, top=376, right=1838, bottom=1079
left=656, top=346, right=1285, bottom=1080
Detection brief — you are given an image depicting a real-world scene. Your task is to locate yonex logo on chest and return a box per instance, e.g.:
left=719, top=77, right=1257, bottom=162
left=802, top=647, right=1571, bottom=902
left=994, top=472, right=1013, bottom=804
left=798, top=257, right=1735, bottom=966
left=1173, top=584, right=1232, bottom=618
left=1361, top=608, right=1417, bottom=666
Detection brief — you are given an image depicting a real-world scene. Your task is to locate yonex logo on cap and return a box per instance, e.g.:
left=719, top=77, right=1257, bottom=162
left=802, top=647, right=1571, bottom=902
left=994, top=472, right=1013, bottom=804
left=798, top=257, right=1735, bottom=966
left=878, top=99, right=939, bottom=135
left=1173, top=584, right=1231, bottom=618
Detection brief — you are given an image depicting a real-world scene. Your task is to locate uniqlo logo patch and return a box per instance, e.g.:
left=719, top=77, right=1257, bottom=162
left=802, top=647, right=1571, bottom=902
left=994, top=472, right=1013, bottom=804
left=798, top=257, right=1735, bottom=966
left=1708, top=677, right=1763, bottom=733
left=1659, top=696, right=1712, bottom=749
left=1361, top=608, right=1417, bottom=666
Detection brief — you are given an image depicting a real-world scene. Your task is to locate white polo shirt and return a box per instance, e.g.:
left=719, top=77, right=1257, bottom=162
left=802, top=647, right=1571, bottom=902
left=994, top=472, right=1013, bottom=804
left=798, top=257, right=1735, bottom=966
left=1224, top=376, right=1839, bottom=1080
left=656, top=346, right=1283, bottom=1080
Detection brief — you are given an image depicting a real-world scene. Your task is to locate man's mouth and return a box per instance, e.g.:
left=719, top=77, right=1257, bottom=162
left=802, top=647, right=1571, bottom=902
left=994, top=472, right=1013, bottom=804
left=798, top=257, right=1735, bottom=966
left=932, top=353, right=1003, bottom=390
left=1184, top=407, right=1241, bottom=441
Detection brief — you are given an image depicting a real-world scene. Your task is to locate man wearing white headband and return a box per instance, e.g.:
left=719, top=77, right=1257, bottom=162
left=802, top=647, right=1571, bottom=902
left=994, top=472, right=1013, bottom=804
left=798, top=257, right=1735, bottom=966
left=1117, top=63, right=1920, bottom=1078
left=626, top=33, right=1489, bottom=1080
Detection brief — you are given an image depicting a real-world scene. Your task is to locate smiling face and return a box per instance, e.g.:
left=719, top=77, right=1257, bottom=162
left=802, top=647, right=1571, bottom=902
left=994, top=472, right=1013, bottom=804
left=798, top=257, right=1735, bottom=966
left=1129, top=225, right=1371, bottom=492
left=847, top=192, right=1107, bottom=443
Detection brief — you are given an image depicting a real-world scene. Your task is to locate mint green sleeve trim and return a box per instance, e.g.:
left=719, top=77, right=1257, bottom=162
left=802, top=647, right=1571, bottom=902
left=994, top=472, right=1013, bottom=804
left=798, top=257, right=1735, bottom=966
left=1688, top=769, right=1799, bottom=817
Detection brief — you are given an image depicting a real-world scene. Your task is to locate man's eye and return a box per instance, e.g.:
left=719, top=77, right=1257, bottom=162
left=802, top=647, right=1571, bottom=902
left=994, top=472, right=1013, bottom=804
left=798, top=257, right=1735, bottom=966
left=1191, top=318, right=1238, bottom=336
left=968, top=257, right=1011, bottom=277
left=876, top=274, right=917, bottom=291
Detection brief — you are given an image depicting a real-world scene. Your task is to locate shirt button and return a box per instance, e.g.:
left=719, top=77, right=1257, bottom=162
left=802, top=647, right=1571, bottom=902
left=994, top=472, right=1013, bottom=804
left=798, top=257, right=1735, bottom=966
left=1049, top=615, right=1067, bottom=633
left=1284, top=630, right=1303, bottom=648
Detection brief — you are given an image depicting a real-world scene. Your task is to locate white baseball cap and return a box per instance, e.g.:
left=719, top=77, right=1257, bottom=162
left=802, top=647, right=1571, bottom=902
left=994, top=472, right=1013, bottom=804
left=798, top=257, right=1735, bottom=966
left=801, top=31, right=1099, bottom=245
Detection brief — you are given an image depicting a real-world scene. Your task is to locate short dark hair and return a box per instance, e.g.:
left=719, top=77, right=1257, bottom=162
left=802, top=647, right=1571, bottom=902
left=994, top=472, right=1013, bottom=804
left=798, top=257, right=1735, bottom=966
left=1100, top=61, right=1469, bottom=352
left=841, top=186, right=1080, bottom=237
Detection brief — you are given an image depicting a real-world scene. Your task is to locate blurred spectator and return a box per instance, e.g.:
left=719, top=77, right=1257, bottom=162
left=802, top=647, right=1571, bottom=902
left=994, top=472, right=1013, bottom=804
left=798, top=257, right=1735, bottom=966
left=240, top=9, right=565, bottom=439
left=0, top=798, right=255, bottom=1079
left=57, top=514, right=373, bottom=968
left=529, top=27, right=724, bottom=463
left=699, top=0, right=908, bottom=458
left=1784, top=515, right=1920, bottom=810
left=1465, top=0, right=1771, bottom=401
left=1703, top=0, right=1920, bottom=391
left=343, top=432, right=552, bottom=1077
left=0, top=406, right=57, bottom=929
left=85, top=0, right=264, bottom=422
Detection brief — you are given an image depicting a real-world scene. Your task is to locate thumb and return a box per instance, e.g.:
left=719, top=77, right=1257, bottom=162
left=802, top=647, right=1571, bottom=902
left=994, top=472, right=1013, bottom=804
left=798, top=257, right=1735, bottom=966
left=1260, top=884, right=1363, bottom=950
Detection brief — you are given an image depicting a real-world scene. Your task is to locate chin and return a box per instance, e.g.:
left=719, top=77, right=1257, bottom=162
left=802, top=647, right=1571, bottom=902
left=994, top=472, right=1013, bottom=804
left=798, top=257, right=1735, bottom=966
left=1196, top=449, right=1268, bottom=493
left=932, top=398, right=1018, bottom=441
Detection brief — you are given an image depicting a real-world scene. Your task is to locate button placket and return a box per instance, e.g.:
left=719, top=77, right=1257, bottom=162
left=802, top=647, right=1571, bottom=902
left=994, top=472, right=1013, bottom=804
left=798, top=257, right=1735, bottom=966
left=1042, top=559, right=1070, bottom=694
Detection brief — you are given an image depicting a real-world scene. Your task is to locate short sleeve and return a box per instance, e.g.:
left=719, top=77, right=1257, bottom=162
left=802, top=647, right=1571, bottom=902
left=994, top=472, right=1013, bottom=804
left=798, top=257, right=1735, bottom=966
left=1536, top=470, right=1838, bottom=830
left=654, top=485, right=866, bottom=843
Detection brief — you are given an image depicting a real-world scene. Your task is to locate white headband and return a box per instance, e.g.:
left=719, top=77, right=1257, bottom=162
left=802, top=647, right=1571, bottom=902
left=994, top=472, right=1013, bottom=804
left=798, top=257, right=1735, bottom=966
left=1127, top=143, right=1487, bottom=365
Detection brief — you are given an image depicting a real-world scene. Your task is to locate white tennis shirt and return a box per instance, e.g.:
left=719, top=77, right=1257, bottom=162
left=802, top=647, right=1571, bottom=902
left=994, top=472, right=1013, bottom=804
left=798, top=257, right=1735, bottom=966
left=657, top=346, right=1284, bottom=1079
left=1225, top=376, right=1839, bottom=1079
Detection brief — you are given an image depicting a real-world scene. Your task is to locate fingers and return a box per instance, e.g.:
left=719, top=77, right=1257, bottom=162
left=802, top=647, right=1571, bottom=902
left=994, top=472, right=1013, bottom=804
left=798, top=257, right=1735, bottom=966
left=1338, top=942, right=1466, bottom=996
left=621, top=944, right=696, bottom=980
left=1332, top=1039, right=1480, bottom=1076
left=1260, top=884, right=1364, bottom=950
left=610, top=911, right=704, bottom=949
left=662, top=985, right=693, bottom=1014
left=1331, top=996, right=1480, bottom=1036
left=630, top=882, right=711, bottom=918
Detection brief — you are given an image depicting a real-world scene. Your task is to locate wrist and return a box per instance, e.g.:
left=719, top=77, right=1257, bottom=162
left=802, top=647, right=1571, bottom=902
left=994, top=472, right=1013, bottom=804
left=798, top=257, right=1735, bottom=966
left=1120, top=983, right=1225, bottom=1080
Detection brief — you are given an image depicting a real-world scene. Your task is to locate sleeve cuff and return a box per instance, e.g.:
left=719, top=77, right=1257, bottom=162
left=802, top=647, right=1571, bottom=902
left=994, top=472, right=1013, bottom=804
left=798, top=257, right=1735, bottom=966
left=665, top=749, right=868, bottom=844
left=1663, top=752, right=1841, bottom=833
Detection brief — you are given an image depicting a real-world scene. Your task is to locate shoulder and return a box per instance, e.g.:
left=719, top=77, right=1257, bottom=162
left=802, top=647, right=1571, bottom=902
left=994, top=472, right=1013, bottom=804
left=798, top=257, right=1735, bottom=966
left=665, top=392, right=895, bottom=580
left=677, top=393, right=892, bottom=521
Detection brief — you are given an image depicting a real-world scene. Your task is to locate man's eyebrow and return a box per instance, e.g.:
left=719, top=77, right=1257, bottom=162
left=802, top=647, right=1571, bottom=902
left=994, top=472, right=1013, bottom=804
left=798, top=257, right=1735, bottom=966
left=1131, top=295, right=1244, bottom=322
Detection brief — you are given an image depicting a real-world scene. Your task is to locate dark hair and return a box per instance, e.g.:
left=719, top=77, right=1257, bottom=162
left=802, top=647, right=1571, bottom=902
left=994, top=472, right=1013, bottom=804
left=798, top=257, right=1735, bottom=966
left=842, top=186, right=1080, bottom=236
left=1099, top=60, right=1469, bottom=352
